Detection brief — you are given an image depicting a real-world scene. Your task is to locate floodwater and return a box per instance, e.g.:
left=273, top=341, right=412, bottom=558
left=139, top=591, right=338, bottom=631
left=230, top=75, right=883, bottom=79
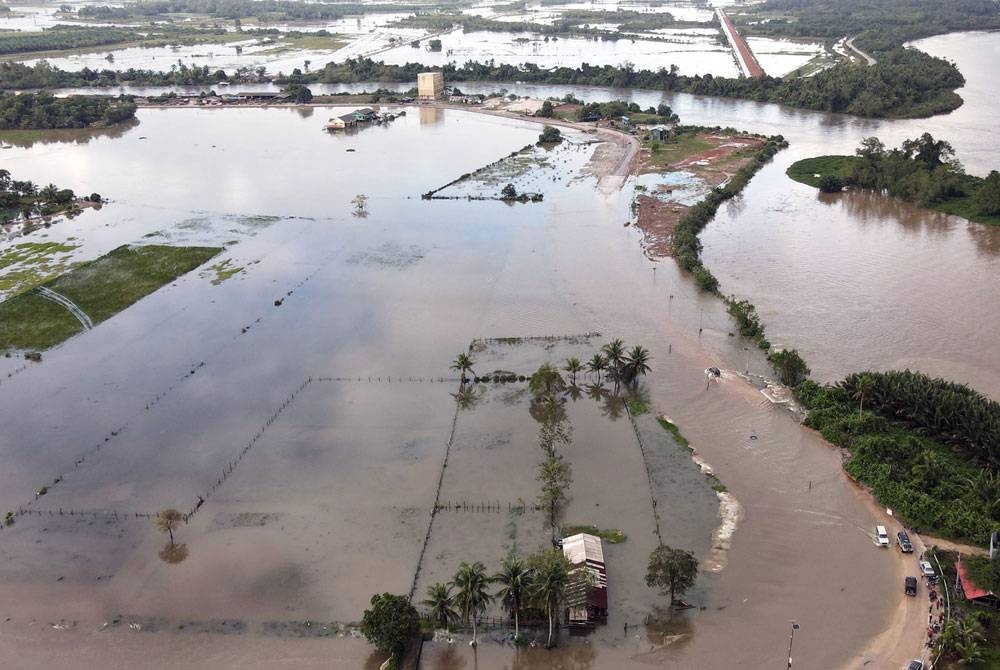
left=1, top=28, right=998, bottom=670
left=0, top=103, right=900, bottom=668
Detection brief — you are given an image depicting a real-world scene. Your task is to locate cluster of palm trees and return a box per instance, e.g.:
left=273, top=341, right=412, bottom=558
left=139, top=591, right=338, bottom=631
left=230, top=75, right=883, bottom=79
left=840, top=370, right=1000, bottom=465
left=0, top=169, right=80, bottom=221
left=937, top=614, right=987, bottom=665
left=451, top=338, right=653, bottom=391
left=421, top=550, right=578, bottom=649
left=571, top=338, right=652, bottom=389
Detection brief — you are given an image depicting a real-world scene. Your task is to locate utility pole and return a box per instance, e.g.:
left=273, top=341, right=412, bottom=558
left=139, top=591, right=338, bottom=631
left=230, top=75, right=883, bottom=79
left=786, top=621, right=800, bottom=669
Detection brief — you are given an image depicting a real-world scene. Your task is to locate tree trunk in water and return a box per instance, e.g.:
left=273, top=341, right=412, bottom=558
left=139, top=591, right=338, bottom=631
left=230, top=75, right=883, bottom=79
left=546, top=603, right=554, bottom=648
left=514, top=607, right=519, bottom=639
left=168, top=527, right=174, bottom=546
left=472, top=615, right=478, bottom=647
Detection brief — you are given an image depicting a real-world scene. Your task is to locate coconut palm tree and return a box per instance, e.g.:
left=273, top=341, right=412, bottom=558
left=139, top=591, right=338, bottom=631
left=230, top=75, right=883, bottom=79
left=586, top=353, right=607, bottom=384
left=563, top=358, right=582, bottom=386
left=527, top=550, right=571, bottom=649
left=622, top=345, right=652, bottom=385
left=450, top=353, right=476, bottom=383
left=493, top=555, right=532, bottom=639
left=601, top=339, right=626, bottom=379
left=421, top=582, right=459, bottom=630
left=452, top=561, right=492, bottom=646
left=853, top=372, right=875, bottom=417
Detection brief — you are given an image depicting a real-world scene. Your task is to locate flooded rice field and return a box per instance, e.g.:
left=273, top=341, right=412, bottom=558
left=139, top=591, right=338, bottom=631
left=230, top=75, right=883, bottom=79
left=0, top=98, right=914, bottom=667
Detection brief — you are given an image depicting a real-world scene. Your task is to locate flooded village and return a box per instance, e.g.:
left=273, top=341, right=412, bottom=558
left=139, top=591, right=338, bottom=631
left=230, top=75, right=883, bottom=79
left=2, top=2, right=1000, bottom=669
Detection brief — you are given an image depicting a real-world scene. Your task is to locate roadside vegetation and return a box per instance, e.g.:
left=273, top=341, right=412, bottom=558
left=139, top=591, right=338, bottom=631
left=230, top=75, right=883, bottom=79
left=0, top=92, right=136, bottom=130
left=796, top=370, right=1000, bottom=545
left=0, top=244, right=221, bottom=352
left=787, top=134, right=1000, bottom=225
left=924, top=549, right=1000, bottom=668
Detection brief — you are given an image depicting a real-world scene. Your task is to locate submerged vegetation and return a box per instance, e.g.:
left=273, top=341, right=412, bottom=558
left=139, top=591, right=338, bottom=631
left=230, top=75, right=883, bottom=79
left=797, top=370, right=1000, bottom=544
left=788, top=134, right=1000, bottom=225
left=0, top=245, right=221, bottom=352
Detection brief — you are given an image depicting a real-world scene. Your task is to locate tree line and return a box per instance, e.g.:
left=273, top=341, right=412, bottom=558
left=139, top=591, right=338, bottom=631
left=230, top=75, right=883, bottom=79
left=0, top=169, right=99, bottom=222
left=275, top=49, right=964, bottom=119
left=797, top=371, right=1000, bottom=544
left=742, top=0, right=1000, bottom=55
left=0, top=92, right=136, bottom=130
left=75, top=0, right=449, bottom=21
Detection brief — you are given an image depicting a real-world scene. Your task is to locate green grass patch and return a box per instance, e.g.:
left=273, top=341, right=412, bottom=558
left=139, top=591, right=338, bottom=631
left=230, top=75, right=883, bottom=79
left=0, top=241, right=80, bottom=297
left=0, top=244, right=221, bottom=351
left=786, top=155, right=859, bottom=188
left=643, top=131, right=712, bottom=170
left=626, top=397, right=650, bottom=415
left=657, top=415, right=691, bottom=451
left=561, top=525, right=627, bottom=544
left=206, top=258, right=244, bottom=285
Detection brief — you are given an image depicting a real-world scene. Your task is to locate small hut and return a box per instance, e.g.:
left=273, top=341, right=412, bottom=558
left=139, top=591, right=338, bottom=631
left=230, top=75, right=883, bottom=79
left=561, top=533, right=608, bottom=625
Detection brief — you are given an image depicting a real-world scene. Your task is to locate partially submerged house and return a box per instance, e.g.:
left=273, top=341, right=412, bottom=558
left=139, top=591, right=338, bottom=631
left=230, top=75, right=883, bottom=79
left=957, top=558, right=1000, bottom=609
left=325, top=113, right=358, bottom=130
left=561, top=532, right=608, bottom=625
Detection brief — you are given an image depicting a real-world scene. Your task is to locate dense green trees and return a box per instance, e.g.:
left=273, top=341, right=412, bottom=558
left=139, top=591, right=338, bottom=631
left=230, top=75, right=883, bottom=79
left=0, top=169, right=81, bottom=222
left=0, top=92, right=136, bottom=129
left=974, top=171, right=1000, bottom=217
left=797, top=370, right=1000, bottom=543
left=767, top=349, right=810, bottom=387
left=745, top=0, right=1000, bottom=55
left=645, top=545, right=699, bottom=606
left=537, top=125, right=562, bottom=145
left=360, top=593, right=420, bottom=656
left=0, top=25, right=135, bottom=55
left=286, top=50, right=962, bottom=119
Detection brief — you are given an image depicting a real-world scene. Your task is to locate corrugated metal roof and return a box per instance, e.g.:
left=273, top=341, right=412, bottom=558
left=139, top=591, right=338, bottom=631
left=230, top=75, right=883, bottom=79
left=562, top=533, right=605, bottom=566
left=958, top=559, right=995, bottom=601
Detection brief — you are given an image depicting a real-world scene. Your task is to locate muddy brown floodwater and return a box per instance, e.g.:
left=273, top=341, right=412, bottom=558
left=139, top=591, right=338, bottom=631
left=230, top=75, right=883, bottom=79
left=1, top=29, right=998, bottom=670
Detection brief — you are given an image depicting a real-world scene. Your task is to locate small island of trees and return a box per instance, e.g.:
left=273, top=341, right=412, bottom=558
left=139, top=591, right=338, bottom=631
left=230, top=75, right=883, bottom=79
left=787, top=133, right=1000, bottom=224
left=0, top=169, right=98, bottom=223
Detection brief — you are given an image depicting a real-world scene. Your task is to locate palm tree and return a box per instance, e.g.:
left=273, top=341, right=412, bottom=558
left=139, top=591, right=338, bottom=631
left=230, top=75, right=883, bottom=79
left=452, top=561, right=492, bottom=646
left=450, top=353, right=476, bottom=383
left=493, top=555, right=532, bottom=639
left=528, top=550, right=571, bottom=649
left=586, top=353, right=607, bottom=384
left=421, top=582, right=459, bottom=630
left=155, top=508, right=183, bottom=546
left=622, top=345, right=652, bottom=385
left=853, top=373, right=875, bottom=417
left=563, top=358, right=582, bottom=386
left=601, top=339, right=626, bottom=379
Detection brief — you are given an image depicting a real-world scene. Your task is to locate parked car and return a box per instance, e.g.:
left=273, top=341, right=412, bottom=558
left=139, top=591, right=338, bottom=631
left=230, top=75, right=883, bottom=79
left=875, top=525, right=890, bottom=547
left=905, top=576, right=918, bottom=596
left=907, top=661, right=924, bottom=670
left=897, top=531, right=914, bottom=553
left=919, top=560, right=936, bottom=578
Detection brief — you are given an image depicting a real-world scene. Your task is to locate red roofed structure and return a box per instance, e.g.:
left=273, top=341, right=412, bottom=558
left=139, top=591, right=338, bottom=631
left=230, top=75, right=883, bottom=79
left=957, top=558, right=1000, bottom=609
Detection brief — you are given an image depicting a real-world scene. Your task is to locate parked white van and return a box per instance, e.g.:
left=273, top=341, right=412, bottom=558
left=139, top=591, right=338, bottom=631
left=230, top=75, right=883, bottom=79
left=875, top=525, right=890, bottom=547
